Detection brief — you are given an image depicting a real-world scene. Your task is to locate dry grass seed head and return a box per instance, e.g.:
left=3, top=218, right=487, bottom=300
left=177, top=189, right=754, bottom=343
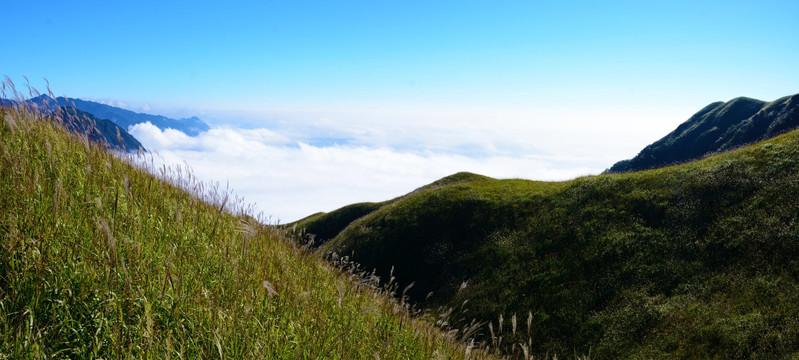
left=527, top=311, right=532, bottom=334
left=512, top=314, right=517, bottom=336
left=97, top=218, right=117, bottom=267
left=262, top=280, right=278, bottom=298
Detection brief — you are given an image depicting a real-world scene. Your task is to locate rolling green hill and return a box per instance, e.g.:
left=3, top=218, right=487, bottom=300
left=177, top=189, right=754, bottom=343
left=608, top=93, right=799, bottom=173
left=294, top=127, right=799, bottom=358
left=0, top=94, right=492, bottom=358
left=287, top=172, right=492, bottom=248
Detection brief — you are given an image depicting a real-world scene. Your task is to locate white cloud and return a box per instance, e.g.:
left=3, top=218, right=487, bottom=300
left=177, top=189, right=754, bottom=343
left=94, top=98, right=130, bottom=109
left=128, top=117, right=612, bottom=223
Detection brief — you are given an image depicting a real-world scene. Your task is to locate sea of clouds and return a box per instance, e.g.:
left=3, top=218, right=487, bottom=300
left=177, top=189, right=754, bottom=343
left=129, top=109, right=640, bottom=223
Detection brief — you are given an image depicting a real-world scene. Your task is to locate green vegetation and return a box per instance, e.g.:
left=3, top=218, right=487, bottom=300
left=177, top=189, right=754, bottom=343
left=608, top=93, right=799, bottom=173
left=10, top=82, right=799, bottom=359
left=288, top=202, right=387, bottom=247
left=0, top=90, right=494, bottom=358
left=287, top=172, right=493, bottom=248
left=299, top=127, right=799, bottom=358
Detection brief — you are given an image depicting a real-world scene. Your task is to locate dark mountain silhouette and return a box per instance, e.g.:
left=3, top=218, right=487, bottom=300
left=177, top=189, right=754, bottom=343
left=607, top=93, right=799, bottom=173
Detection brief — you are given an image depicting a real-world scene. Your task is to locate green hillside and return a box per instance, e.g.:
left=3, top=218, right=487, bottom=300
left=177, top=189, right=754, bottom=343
left=289, top=202, right=387, bottom=247
left=298, top=128, right=799, bottom=358
left=287, top=172, right=493, bottom=248
left=0, top=98, right=493, bottom=358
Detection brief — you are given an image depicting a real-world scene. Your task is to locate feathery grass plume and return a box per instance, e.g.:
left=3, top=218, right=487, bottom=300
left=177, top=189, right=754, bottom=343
left=520, top=343, right=530, bottom=360
left=97, top=218, right=117, bottom=268
left=53, top=178, right=63, bottom=216
left=401, top=281, right=415, bottom=304
left=511, top=313, right=517, bottom=336
left=498, top=314, right=503, bottom=334
left=488, top=322, right=495, bottom=344
left=460, top=319, right=485, bottom=342
left=123, top=175, right=131, bottom=198
left=527, top=311, right=532, bottom=334
left=262, top=280, right=278, bottom=298
left=465, top=339, right=474, bottom=358
left=45, top=139, right=54, bottom=169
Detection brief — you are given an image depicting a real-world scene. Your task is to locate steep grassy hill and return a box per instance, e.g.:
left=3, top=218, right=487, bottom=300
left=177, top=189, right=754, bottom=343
left=295, top=130, right=799, bottom=358
left=608, top=93, right=799, bottom=173
left=0, top=99, right=492, bottom=358
left=288, top=172, right=492, bottom=247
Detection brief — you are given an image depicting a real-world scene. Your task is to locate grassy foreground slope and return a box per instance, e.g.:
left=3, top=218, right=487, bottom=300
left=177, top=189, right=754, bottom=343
left=0, top=103, right=493, bottom=359
left=309, top=130, right=799, bottom=358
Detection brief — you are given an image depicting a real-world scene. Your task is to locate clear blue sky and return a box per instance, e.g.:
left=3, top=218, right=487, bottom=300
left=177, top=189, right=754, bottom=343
left=5, top=0, right=798, bottom=112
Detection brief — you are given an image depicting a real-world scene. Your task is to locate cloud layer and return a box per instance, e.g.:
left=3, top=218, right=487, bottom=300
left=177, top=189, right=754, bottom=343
left=129, top=113, right=620, bottom=223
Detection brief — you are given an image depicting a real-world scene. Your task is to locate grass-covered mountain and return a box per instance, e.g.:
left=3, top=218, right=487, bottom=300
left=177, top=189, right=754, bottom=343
left=288, top=172, right=495, bottom=248
left=608, top=93, right=799, bottom=173
left=292, top=124, right=799, bottom=357
left=0, top=91, right=491, bottom=359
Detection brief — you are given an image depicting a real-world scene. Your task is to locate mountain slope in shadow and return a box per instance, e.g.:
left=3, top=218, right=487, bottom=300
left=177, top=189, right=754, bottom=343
left=608, top=93, right=799, bottom=173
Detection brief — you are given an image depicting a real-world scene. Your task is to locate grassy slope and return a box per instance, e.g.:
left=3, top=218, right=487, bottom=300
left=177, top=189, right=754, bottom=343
left=0, top=105, right=494, bottom=359
left=310, top=129, right=799, bottom=358
left=287, top=172, right=493, bottom=247
left=288, top=202, right=388, bottom=247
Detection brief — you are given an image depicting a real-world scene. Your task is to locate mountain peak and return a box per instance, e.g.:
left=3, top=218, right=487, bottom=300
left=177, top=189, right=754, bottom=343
left=607, top=93, right=799, bottom=173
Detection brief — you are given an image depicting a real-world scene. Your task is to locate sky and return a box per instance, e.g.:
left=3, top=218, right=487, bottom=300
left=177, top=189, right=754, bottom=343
left=4, top=1, right=799, bottom=222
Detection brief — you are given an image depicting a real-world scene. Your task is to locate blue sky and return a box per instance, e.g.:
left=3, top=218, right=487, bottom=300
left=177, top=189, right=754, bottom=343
left=8, top=1, right=798, bottom=110
left=4, top=1, right=799, bottom=221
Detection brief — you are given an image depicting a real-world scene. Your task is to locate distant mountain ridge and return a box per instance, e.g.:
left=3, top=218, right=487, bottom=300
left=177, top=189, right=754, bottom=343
left=607, top=93, right=799, bottom=173
left=22, top=94, right=210, bottom=136
left=58, top=106, right=145, bottom=152
left=1, top=96, right=144, bottom=152
left=56, top=96, right=210, bottom=136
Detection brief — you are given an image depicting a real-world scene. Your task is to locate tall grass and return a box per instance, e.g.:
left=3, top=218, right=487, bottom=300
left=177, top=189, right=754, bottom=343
left=0, top=80, right=497, bottom=359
